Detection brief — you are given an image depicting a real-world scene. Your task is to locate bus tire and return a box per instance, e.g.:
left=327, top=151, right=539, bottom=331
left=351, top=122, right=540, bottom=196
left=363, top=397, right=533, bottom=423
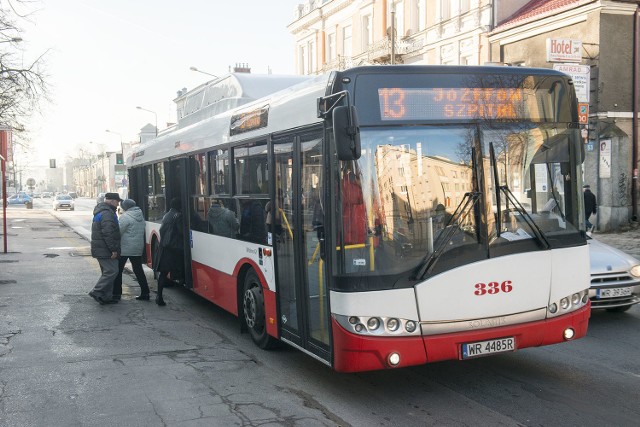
left=242, top=269, right=277, bottom=349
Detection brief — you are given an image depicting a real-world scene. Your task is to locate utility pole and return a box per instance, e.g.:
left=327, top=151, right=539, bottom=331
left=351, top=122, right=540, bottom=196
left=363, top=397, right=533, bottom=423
left=390, top=4, right=396, bottom=65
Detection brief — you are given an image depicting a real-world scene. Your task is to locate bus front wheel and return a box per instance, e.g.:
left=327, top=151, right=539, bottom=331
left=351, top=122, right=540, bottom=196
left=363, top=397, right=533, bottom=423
left=242, top=269, right=277, bottom=349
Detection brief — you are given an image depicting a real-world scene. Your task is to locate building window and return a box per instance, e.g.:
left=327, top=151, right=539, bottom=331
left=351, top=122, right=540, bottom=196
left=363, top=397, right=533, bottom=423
left=440, top=0, right=451, bottom=21
left=460, top=0, right=470, bottom=14
left=326, top=32, right=336, bottom=62
left=343, top=25, right=352, bottom=57
left=417, top=0, right=426, bottom=31
left=299, top=44, right=308, bottom=74
left=310, top=40, right=316, bottom=74
left=362, top=14, right=373, bottom=49
left=460, top=55, right=475, bottom=65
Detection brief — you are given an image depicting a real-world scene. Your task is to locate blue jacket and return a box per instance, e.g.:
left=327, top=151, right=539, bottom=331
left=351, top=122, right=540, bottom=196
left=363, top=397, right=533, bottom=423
left=91, top=202, right=120, bottom=258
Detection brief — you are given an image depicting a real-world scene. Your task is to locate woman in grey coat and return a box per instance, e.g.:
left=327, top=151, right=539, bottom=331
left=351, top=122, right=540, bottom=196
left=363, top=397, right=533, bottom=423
left=113, top=199, right=150, bottom=300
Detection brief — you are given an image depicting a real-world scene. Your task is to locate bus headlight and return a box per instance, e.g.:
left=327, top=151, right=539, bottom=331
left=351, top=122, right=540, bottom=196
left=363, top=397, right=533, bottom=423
left=367, top=317, right=381, bottom=330
left=547, top=289, right=589, bottom=318
left=571, top=293, right=581, bottom=305
left=333, top=314, right=421, bottom=337
left=405, top=321, right=417, bottom=333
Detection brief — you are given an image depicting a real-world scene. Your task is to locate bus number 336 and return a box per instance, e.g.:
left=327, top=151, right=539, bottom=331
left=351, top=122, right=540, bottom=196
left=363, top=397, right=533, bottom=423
left=474, top=281, right=513, bottom=296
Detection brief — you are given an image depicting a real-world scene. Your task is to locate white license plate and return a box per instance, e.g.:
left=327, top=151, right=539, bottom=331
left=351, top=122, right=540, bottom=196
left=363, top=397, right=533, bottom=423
left=597, top=287, right=633, bottom=299
left=462, top=337, right=515, bottom=359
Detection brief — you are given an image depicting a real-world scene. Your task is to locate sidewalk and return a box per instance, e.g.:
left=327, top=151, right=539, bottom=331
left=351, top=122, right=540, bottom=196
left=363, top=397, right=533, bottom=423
left=590, top=221, right=640, bottom=260
left=0, top=207, right=338, bottom=426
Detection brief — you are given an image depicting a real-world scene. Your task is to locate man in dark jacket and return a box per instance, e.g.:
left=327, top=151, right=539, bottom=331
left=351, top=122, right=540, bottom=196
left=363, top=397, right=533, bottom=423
left=583, top=184, right=597, bottom=231
left=89, top=192, right=122, bottom=304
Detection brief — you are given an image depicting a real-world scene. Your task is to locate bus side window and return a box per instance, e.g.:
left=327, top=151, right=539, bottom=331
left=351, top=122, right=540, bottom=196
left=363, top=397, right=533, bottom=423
left=207, top=197, right=239, bottom=238
left=208, top=149, right=230, bottom=195
left=189, top=196, right=207, bottom=232
left=238, top=199, right=267, bottom=244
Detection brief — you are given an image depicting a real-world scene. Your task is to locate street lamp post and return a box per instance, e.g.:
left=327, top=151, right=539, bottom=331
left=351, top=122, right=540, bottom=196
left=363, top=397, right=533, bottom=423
left=136, top=106, right=158, bottom=136
left=190, top=66, right=218, bottom=79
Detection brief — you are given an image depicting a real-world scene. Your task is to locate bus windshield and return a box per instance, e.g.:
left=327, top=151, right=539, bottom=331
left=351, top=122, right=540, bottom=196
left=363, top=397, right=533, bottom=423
left=335, top=123, right=582, bottom=285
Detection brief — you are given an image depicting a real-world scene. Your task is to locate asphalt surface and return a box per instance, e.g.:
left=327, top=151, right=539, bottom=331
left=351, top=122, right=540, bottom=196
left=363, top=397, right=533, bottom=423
left=1, top=205, right=639, bottom=427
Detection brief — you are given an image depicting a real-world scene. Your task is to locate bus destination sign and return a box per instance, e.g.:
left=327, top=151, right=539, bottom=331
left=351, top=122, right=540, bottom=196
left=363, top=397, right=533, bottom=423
left=378, top=88, right=525, bottom=121
left=230, top=104, right=269, bottom=136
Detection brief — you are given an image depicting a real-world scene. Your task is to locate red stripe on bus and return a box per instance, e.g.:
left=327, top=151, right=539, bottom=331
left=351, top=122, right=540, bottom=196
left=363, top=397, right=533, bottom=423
left=191, top=260, right=239, bottom=315
left=331, top=304, right=590, bottom=373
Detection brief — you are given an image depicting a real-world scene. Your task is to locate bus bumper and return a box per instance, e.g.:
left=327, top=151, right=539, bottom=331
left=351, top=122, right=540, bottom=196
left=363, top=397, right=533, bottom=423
left=331, top=304, right=590, bottom=373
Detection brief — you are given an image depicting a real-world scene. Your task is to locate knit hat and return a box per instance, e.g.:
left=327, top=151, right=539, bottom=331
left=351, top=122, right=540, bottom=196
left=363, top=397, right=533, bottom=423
left=120, top=199, right=136, bottom=211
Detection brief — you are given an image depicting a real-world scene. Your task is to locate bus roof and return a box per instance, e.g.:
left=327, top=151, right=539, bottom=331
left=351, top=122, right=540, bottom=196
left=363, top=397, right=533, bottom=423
left=129, top=73, right=330, bottom=167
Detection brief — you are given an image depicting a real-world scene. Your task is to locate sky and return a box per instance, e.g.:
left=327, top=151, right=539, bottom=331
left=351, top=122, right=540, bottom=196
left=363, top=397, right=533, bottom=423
left=18, top=0, right=303, bottom=169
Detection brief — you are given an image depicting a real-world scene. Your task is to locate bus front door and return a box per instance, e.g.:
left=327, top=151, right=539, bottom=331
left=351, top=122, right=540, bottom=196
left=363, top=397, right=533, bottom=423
left=273, top=131, right=330, bottom=363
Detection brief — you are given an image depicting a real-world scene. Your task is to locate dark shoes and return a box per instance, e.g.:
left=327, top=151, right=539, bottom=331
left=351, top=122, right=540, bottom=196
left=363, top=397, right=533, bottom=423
left=89, top=291, right=117, bottom=305
left=89, top=291, right=104, bottom=305
left=155, top=296, right=166, bottom=306
left=136, top=294, right=150, bottom=301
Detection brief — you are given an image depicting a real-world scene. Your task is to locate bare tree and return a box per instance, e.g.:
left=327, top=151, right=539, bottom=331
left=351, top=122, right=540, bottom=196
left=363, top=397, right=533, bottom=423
left=0, top=0, right=49, bottom=135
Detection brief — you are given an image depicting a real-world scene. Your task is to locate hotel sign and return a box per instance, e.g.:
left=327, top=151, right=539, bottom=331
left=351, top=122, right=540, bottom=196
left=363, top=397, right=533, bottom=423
left=546, top=38, right=582, bottom=63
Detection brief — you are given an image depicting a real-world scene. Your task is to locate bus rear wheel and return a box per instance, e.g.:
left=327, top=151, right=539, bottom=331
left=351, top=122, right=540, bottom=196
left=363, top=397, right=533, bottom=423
left=242, top=269, right=277, bottom=349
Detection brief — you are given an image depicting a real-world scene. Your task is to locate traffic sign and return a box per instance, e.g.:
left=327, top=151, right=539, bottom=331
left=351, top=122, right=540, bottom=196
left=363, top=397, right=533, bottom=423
left=578, top=103, right=589, bottom=124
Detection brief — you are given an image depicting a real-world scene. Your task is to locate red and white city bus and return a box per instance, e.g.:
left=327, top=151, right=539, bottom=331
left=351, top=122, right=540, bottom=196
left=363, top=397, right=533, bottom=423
left=127, top=66, right=590, bottom=372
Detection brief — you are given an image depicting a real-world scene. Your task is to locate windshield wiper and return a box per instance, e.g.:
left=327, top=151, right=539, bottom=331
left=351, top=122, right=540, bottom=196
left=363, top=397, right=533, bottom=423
left=489, top=142, right=549, bottom=249
left=500, top=185, right=550, bottom=249
left=546, top=163, right=566, bottom=222
left=489, top=142, right=502, bottom=237
left=414, top=191, right=481, bottom=280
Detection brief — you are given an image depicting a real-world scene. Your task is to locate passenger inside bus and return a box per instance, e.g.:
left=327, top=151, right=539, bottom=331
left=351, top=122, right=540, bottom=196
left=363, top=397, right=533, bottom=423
left=341, top=167, right=367, bottom=245
left=207, top=199, right=239, bottom=238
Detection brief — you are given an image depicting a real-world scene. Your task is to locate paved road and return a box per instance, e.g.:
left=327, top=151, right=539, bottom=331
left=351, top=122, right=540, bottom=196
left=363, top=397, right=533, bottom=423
left=1, top=202, right=639, bottom=427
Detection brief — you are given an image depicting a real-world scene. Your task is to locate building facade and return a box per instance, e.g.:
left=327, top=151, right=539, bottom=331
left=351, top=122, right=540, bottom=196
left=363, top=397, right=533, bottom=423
left=488, top=0, right=640, bottom=231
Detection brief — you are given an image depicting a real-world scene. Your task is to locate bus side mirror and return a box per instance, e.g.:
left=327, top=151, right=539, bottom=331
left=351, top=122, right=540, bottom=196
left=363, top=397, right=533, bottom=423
left=333, top=105, right=361, bottom=160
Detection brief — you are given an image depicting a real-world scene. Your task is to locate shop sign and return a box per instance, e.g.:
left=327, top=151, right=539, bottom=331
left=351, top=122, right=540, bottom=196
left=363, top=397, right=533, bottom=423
left=553, top=63, right=590, bottom=102
left=547, top=38, right=582, bottom=63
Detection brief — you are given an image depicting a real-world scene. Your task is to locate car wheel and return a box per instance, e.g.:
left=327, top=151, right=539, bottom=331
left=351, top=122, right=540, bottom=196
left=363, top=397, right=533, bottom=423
left=606, top=305, right=632, bottom=313
left=242, top=269, right=277, bottom=349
